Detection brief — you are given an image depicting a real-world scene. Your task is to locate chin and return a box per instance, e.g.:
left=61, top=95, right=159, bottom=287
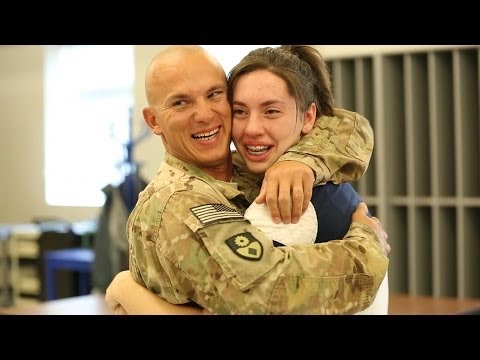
left=246, top=163, right=268, bottom=174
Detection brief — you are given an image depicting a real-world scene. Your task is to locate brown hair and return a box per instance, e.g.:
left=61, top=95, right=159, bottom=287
left=228, top=45, right=334, bottom=118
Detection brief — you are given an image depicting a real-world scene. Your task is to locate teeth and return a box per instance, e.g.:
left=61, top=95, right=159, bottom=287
left=192, top=128, right=219, bottom=141
left=246, top=145, right=269, bottom=152
left=246, top=145, right=270, bottom=156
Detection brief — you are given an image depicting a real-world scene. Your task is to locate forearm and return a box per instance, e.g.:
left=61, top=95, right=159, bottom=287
left=176, top=218, right=388, bottom=314
left=277, top=108, right=374, bottom=184
left=268, top=222, right=388, bottom=314
left=107, top=270, right=203, bottom=315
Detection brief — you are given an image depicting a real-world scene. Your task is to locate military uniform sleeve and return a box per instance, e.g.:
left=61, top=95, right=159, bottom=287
left=156, top=192, right=388, bottom=315
left=276, top=108, right=374, bottom=185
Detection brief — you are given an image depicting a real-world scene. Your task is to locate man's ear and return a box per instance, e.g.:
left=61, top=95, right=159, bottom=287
left=301, top=102, right=316, bottom=134
left=143, top=107, right=162, bottom=136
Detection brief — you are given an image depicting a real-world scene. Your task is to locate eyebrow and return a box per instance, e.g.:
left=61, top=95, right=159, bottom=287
left=233, top=99, right=286, bottom=107
left=166, top=84, right=226, bottom=103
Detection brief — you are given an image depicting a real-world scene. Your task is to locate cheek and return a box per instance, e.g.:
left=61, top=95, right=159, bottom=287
left=274, top=129, right=300, bottom=151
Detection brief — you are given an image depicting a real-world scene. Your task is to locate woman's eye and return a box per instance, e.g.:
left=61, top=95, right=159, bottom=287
left=233, top=109, right=246, bottom=116
left=265, top=109, right=279, bottom=115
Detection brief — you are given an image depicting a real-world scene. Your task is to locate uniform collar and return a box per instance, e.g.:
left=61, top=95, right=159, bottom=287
left=165, top=152, right=244, bottom=201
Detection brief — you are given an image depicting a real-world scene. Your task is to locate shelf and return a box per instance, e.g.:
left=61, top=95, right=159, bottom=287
left=328, top=46, right=480, bottom=298
left=8, top=224, right=41, bottom=305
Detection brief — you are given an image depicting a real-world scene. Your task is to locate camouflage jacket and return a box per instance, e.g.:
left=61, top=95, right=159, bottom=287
left=128, top=153, right=388, bottom=315
left=234, top=107, right=374, bottom=202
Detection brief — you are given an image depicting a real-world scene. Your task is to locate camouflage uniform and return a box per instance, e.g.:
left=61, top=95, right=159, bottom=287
left=128, top=108, right=387, bottom=314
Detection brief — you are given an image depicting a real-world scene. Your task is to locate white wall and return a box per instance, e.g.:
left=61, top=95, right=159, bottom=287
left=0, top=45, right=462, bottom=224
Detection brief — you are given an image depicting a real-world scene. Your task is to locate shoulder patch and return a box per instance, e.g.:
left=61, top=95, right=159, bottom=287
left=225, top=232, right=263, bottom=261
left=191, top=204, right=244, bottom=226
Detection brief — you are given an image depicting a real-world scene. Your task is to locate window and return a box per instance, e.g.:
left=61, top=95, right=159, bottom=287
left=44, top=45, right=134, bottom=207
left=202, top=45, right=278, bottom=74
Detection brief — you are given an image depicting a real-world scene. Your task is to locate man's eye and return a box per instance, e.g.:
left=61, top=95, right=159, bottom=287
left=209, top=91, right=224, bottom=99
left=173, top=100, right=187, bottom=107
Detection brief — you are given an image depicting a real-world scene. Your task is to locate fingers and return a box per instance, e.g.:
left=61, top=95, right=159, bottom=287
left=114, top=305, right=129, bottom=315
left=369, top=216, right=390, bottom=254
left=356, top=202, right=369, bottom=215
left=302, top=177, right=313, bottom=214
left=258, top=170, right=287, bottom=224
left=257, top=176, right=282, bottom=223
left=351, top=202, right=370, bottom=224
left=260, top=161, right=314, bottom=224
left=351, top=203, right=390, bottom=255
left=262, top=174, right=303, bottom=224
left=384, top=242, right=391, bottom=255
left=277, top=179, right=293, bottom=223
left=289, top=187, right=304, bottom=225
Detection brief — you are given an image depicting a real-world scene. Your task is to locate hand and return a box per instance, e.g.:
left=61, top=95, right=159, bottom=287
left=371, top=216, right=390, bottom=255
left=105, top=289, right=129, bottom=315
left=105, top=270, right=131, bottom=315
left=113, top=303, right=129, bottom=315
left=255, top=161, right=314, bottom=224
left=352, top=203, right=391, bottom=255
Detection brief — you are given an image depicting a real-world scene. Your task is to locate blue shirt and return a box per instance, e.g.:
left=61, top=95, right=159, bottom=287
left=311, top=182, right=365, bottom=243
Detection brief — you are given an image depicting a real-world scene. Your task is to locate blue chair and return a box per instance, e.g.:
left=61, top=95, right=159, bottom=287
left=43, top=248, right=95, bottom=301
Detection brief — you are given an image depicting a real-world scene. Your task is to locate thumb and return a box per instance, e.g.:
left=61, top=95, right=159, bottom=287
left=255, top=179, right=267, bottom=204
left=355, top=202, right=368, bottom=215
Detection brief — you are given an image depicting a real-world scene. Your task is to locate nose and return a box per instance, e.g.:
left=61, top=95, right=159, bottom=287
left=193, top=98, right=214, bottom=122
left=243, top=112, right=264, bottom=136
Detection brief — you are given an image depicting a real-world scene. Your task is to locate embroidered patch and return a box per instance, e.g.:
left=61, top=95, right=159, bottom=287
left=191, top=204, right=244, bottom=225
left=225, top=232, right=263, bottom=261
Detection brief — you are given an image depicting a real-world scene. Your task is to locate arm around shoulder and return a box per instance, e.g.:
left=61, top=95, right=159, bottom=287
left=277, top=108, right=374, bottom=184
left=179, top=201, right=388, bottom=315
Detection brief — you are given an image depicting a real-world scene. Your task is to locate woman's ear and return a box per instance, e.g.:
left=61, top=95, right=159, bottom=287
left=301, top=102, right=316, bottom=134
left=143, top=107, right=162, bottom=136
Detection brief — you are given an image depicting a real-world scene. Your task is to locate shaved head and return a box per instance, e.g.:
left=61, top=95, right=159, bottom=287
left=145, top=46, right=226, bottom=106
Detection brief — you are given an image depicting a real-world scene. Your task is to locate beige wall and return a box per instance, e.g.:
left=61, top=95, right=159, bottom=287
left=318, top=45, right=472, bottom=58
left=0, top=44, right=461, bottom=224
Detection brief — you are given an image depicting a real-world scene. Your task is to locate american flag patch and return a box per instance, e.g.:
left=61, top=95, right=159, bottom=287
left=191, top=204, right=244, bottom=225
